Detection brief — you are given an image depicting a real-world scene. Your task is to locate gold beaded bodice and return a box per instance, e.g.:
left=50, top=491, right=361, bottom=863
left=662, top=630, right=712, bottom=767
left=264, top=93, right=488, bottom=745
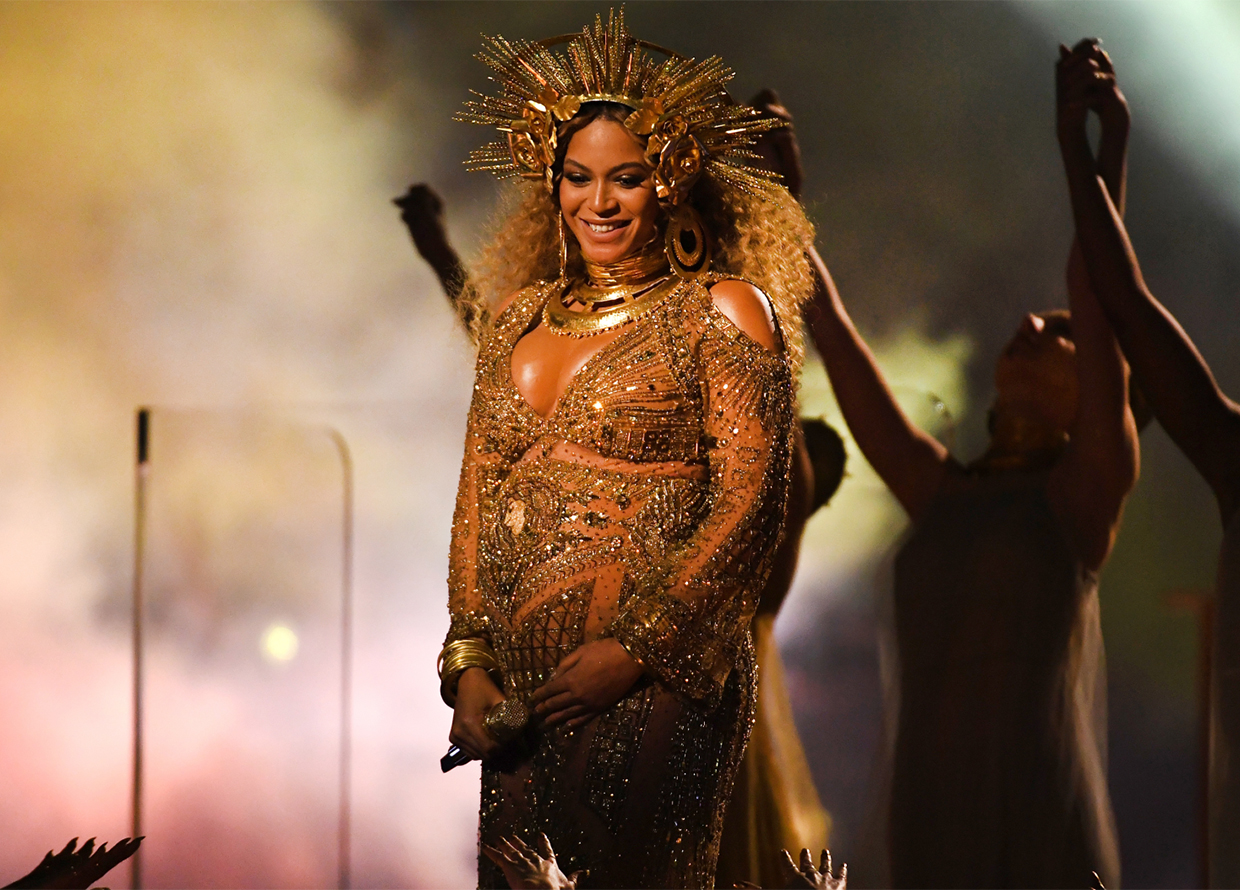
left=477, top=284, right=710, bottom=464
left=446, top=274, right=795, bottom=704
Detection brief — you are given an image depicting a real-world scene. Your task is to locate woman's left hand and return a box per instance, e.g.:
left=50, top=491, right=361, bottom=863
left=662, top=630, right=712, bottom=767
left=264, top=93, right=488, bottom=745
left=1057, top=40, right=1127, bottom=148
left=530, top=638, right=644, bottom=728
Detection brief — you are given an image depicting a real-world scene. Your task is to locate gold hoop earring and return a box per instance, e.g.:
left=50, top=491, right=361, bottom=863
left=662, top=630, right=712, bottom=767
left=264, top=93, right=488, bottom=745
left=665, top=204, right=711, bottom=278
left=558, top=213, right=568, bottom=279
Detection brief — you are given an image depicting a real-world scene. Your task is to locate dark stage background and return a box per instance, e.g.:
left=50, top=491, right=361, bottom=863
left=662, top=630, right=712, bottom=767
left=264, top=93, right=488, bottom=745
left=1, top=2, right=1236, bottom=886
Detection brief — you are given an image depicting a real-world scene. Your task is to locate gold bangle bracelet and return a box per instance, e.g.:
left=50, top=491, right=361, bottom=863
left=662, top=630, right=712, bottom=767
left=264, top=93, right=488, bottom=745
left=438, top=640, right=499, bottom=681
left=436, top=639, right=496, bottom=678
left=438, top=638, right=501, bottom=706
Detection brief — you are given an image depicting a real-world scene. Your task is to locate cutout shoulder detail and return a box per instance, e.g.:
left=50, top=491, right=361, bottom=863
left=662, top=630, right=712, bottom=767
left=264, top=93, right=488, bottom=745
left=708, top=278, right=780, bottom=352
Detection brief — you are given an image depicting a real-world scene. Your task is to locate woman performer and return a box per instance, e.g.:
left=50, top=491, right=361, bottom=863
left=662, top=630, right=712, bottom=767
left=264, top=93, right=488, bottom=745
left=803, top=79, right=1138, bottom=888
left=398, top=93, right=840, bottom=889
left=435, top=12, right=816, bottom=888
left=1058, top=39, right=1240, bottom=887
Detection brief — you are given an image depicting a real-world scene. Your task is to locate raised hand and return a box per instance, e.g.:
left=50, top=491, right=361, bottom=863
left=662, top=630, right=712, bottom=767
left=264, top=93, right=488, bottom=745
left=482, top=833, right=584, bottom=890
left=1057, top=38, right=1129, bottom=214
left=1057, top=40, right=1128, bottom=146
left=529, top=638, right=644, bottom=729
left=775, top=848, right=847, bottom=890
left=393, top=183, right=467, bottom=302
left=749, top=88, right=804, bottom=200
left=394, top=184, right=450, bottom=260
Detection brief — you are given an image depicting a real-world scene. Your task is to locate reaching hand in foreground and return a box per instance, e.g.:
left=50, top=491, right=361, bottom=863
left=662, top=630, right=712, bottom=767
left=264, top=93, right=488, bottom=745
left=776, top=848, right=847, bottom=890
left=4, top=836, right=142, bottom=890
left=482, top=834, right=584, bottom=890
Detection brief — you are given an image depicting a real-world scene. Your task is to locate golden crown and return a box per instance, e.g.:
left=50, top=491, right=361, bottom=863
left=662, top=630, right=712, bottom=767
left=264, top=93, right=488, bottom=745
left=456, top=9, right=784, bottom=206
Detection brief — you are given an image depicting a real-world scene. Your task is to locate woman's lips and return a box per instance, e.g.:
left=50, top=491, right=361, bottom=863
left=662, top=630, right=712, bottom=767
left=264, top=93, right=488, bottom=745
left=578, top=218, right=631, bottom=244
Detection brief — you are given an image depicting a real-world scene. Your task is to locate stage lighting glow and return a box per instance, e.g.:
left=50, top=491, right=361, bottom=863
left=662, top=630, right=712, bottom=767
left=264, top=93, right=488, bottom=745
left=261, top=623, right=299, bottom=663
left=1017, top=0, right=1240, bottom=221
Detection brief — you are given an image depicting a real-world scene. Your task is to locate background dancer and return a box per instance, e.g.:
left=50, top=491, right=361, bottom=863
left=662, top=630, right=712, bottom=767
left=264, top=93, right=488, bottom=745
left=1057, top=37, right=1240, bottom=889
left=797, top=77, right=1138, bottom=886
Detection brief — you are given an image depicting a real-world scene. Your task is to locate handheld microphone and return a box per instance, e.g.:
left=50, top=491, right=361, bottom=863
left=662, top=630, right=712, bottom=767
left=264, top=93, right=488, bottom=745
left=439, top=699, right=530, bottom=772
left=441, top=744, right=473, bottom=772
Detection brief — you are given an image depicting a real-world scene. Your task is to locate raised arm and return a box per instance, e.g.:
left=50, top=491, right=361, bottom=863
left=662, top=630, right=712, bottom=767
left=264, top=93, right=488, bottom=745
left=1050, top=242, right=1139, bottom=570
left=394, top=183, right=489, bottom=338
left=748, top=88, right=945, bottom=519
left=1058, top=40, right=1240, bottom=523
left=1088, top=43, right=1128, bottom=218
left=804, top=247, right=948, bottom=522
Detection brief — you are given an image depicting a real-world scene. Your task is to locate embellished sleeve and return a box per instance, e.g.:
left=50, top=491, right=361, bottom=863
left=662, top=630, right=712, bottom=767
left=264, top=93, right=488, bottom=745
left=445, top=340, right=508, bottom=647
left=610, top=300, right=795, bottom=703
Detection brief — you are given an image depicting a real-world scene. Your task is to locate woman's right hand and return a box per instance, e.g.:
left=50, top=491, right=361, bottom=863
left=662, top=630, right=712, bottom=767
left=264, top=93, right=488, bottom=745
left=1057, top=40, right=1127, bottom=149
left=449, top=666, right=506, bottom=761
left=393, top=184, right=450, bottom=260
left=748, top=88, right=803, bottom=200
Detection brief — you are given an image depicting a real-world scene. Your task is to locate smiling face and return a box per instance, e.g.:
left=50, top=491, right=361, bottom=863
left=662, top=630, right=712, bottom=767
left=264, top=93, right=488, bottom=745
left=994, top=311, right=1079, bottom=431
left=558, top=117, right=661, bottom=266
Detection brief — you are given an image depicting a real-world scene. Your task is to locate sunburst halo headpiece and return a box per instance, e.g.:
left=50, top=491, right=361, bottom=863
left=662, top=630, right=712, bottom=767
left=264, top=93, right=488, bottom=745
left=455, top=8, right=785, bottom=207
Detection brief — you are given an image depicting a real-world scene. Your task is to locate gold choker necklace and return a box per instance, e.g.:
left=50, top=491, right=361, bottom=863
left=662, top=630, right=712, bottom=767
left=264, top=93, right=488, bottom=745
left=544, top=276, right=677, bottom=337
left=583, top=244, right=670, bottom=288
left=558, top=236, right=674, bottom=319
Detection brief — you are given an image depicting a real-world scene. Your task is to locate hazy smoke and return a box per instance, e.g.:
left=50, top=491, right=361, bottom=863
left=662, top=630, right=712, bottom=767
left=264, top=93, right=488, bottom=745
left=0, top=3, right=477, bottom=885
left=3, top=2, right=1234, bottom=887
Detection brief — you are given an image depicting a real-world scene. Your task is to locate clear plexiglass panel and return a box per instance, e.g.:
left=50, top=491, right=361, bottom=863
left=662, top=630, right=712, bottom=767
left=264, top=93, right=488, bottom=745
left=137, top=409, right=348, bottom=889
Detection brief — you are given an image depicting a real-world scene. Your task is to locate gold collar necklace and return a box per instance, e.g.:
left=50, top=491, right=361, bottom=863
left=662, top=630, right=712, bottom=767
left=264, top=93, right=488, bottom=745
left=544, top=275, right=677, bottom=337
left=544, top=238, right=675, bottom=337
left=583, top=242, right=669, bottom=287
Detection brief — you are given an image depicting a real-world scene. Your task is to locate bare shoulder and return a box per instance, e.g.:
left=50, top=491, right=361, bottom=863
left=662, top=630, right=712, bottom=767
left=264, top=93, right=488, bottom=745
left=494, top=289, right=524, bottom=316
left=494, top=280, right=548, bottom=319
left=708, top=279, right=779, bottom=352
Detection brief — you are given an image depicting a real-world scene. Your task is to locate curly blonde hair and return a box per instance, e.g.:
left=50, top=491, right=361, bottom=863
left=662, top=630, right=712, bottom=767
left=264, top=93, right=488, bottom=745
left=463, top=118, right=816, bottom=379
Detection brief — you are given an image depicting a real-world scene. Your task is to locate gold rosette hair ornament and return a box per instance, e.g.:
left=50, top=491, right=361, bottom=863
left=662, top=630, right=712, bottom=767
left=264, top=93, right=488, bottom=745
left=456, top=9, right=787, bottom=275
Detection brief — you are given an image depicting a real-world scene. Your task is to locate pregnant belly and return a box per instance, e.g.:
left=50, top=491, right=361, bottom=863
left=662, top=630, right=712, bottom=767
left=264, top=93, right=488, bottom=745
left=481, top=447, right=710, bottom=606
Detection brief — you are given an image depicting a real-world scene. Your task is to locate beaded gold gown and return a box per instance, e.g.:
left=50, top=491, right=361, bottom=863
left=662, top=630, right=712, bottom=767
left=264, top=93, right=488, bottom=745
left=445, top=274, right=795, bottom=889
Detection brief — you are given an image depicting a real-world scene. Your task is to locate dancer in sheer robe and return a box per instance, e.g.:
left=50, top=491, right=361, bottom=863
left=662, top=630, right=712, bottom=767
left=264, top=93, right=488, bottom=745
left=801, top=81, right=1138, bottom=887
left=1058, top=38, right=1240, bottom=888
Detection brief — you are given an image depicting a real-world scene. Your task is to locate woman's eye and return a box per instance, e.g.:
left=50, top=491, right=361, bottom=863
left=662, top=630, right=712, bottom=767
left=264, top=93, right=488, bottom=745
left=617, top=175, right=645, bottom=188
left=565, top=173, right=590, bottom=185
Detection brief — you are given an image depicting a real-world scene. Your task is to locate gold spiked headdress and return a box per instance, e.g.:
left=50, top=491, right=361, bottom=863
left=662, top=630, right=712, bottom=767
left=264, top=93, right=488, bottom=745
left=456, top=9, right=785, bottom=207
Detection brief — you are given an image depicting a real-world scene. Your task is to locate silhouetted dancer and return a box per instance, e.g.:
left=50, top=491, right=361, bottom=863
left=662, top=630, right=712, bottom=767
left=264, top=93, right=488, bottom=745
left=1058, top=38, right=1240, bottom=888
left=802, top=68, right=1137, bottom=886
